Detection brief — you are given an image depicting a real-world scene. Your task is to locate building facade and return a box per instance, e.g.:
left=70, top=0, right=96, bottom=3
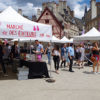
left=83, top=0, right=100, bottom=32
left=37, top=0, right=83, bottom=39
left=37, top=7, right=63, bottom=38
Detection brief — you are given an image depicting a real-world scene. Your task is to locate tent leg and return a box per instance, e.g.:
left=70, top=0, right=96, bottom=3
left=30, top=39, right=31, bottom=57
left=18, top=39, right=20, bottom=57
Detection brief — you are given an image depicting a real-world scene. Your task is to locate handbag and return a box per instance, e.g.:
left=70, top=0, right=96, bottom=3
left=90, top=56, right=96, bottom=62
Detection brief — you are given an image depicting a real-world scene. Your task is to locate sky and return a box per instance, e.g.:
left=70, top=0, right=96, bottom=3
left=0, top=0, right=98, bottom=19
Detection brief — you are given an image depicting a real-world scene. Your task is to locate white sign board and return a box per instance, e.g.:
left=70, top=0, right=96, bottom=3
left=0, top=21, right=52, bottom=41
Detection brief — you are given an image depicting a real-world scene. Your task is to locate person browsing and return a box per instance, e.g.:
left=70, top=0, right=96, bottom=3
left=34, top=40, right=44, bottom=61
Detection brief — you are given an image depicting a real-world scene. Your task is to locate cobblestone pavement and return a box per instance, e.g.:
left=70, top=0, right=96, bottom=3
left=0, top=55, right=100, bottom=100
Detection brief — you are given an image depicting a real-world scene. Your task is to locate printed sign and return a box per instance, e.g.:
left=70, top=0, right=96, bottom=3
left=0, top=21, right=52, bottom=41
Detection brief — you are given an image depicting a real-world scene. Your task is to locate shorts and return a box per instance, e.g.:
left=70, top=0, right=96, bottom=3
left=93, top=55, right=99, bottom=62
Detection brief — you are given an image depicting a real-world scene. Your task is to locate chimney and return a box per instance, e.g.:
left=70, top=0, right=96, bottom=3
left=37, top=9, right=41, bottom=19
left=58, top=0, right=67, bottom=15
left=70, top=11, right=74, bottom=17
left=42, top=3, right=46, bottom=11
left=18, top=9, right=22, bottom=15
left=32, top=15, right=37, bottom=22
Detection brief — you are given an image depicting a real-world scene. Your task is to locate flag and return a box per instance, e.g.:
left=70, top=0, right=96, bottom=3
left=82, top=28, right=85, bottom=35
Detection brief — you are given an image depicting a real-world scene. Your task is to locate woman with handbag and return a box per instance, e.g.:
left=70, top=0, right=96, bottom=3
left=92, top=42, right=100, bottom=74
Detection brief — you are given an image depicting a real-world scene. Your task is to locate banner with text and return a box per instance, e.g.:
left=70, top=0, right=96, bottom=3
left=0, top=21, right=52, bottom=41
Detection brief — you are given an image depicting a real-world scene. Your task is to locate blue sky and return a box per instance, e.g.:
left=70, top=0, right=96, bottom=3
left=0, top=0, right=99, bottom=19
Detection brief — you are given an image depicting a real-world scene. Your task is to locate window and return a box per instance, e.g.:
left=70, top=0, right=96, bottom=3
left=46, top=13, right=49, bottom=15
left=45, top=19, right=49, bottom=24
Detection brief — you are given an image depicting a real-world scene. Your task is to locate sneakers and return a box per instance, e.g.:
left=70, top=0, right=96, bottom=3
left=92, top=72, right=100, bottom=74
left=92, top=72, right=97, bottom=74
left=69, top=70, right=74, bottom=72
left=96, top=72, right=100, bottom=74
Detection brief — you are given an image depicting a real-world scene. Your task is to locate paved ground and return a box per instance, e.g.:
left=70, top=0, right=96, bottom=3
left=0, top=56, right=100, bottom=100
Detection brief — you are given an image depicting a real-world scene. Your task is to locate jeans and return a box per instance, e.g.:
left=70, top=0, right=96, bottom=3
left=53, top=56, right=60, bottom=70
left=47, top=52, right=51, bottom=64
left=69, top=56, right=74, bottom=71
left=61, top=61, right=66, bottom=67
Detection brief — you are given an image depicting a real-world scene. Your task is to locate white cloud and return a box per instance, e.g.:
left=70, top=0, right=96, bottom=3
left=74, top=3, right=85, bottom=18
left=19, top=3, right=41, bottom=18
left=0, top=1, right=40, bottom=19
left=67, top=0, right=89, bottom=18
left=27, top=3, right=34, bottom=9
left=0, top=3, right=8, bottom=10
left=0, top=0, right=89, bottom=19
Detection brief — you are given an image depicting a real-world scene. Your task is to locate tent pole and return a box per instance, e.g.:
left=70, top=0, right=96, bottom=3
left=30, top=39, right=31, bottom=57
left=49, top=40, right=52, bottom=77
left=18, top=39, right=20, bottom=57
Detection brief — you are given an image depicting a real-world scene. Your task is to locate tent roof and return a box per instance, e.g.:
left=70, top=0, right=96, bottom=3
left=69, top=38, right=73, bottom=43
left=52, top=36, right=60, bottom=40
left=52, top=36, right=61, bottom=43
left=74, top=27, right=100, bottom=40
left=12, top=36, right=60, bottom=43
left=61, top=36, right=69, bottom=41
left=0, top=6, right=50, bottom=26
left=82, top=27, right=100, bottom=37
left=0, top=7, right=33, bottom=24
left=0, top=7, right=52, bottom=40
left=61, top=36, right=69, bottom=43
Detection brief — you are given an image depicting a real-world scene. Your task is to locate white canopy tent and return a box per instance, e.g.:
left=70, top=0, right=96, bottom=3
left=12, top=35, right=61, bottom=43
left=60, top=36, right=70, bottom=43
left=51, top=36, right=61, bottom=43
left=11, top=38, right=50, bottom=42
left=69, top=38, right=73, bottom=43
left=74, top=27, right=100, bottom=41
left=0, top=7, right=52, bottom=41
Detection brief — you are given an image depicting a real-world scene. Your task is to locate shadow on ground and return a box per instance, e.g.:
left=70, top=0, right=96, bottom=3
left=0, top=66, right=17, bottom=80
left=83, top=71, right=93, bottom=75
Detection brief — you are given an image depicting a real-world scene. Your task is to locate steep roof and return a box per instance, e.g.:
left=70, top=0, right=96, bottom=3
left=60, top=9, right=84, bottom=31
left=74, top=17, right=84, bottom=31
left=59, top=10, right=76, bottom=24
left=37, top=7, right=62, bottom=28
